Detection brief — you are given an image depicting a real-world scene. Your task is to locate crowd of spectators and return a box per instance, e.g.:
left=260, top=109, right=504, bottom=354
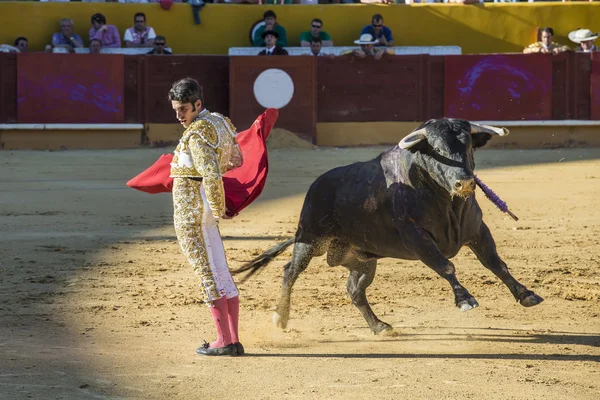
left=1, top=2, right=598, bottom=58
left=250, top=9, right=599, bottom=60
left=1, top=10, right=173, bottom=54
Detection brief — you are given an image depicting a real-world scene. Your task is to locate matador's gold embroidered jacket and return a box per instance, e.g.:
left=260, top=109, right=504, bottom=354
left=170, top=109, right=243, bottom=217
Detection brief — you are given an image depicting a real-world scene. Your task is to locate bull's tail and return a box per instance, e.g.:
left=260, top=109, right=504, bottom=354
left=231, top=238, right=295, bottom=283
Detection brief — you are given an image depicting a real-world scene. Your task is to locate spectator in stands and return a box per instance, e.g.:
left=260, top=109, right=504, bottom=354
left=124, top=13, right=157, bottom=48
left=89, top=13, right=121, bottom=48
left=523, top=27, right=569, bottom=55
left=89, top=39, right=103, bottom=54
left=341, top=33, right=394, bottom=60
left=252, top=10, right=287, bottom=48
left=308, top=37, right=335, bottom=58
left=51, top=19, right=84, bottom=52
left=258, top=31, right=288, bottom=56
left=300, top=19, right=333, bottom=47
left=360, top=14, right=393, bottom=48
left=0, top=38, right=26, bottom=53
left=147, top=36, right=172, bottom=54
left=569, top=28, right=599, bottom=53
left=14, top=37, right=28, bottom=53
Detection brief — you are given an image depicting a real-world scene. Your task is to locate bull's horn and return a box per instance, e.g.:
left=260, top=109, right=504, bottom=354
left=398, top=127, right=427, bottom=149
left=470, top=123, right=510, bottom=136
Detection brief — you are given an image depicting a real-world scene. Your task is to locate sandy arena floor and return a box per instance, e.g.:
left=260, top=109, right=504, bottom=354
left=1, top=135, right=599, bottom=400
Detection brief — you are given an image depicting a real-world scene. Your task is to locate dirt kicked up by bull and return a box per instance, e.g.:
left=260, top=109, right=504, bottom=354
left=232, top=118, right=544, bottom=336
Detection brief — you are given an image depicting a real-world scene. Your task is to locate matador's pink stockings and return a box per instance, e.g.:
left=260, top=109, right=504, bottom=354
left=227, top=296, right=240, bottom=344
left=209, top=296, right=232, bottom=348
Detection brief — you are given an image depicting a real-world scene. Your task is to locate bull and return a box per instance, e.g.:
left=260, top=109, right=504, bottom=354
left=233, top=118, right=544, bottom=335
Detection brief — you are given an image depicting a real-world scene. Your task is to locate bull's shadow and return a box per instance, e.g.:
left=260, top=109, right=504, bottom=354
left=249, top=327, right=600, bottom=362
left=318, top=327, right=600, bottom=349
left=247, top=352, right=600, bottom=362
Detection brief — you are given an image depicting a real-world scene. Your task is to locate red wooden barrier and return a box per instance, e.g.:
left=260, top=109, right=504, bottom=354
left=0, top=52, right=598, bottom=128
left=17, top=53, right=125, bottom=124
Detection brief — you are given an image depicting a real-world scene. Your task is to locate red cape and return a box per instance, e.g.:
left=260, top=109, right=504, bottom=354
left=126, top=108, right=278, bottom=218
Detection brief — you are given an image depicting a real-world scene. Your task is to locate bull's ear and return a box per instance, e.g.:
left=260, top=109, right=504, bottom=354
left=398, top=128, right=427, bottom=150
left=470, top=123, right=510, bottom=149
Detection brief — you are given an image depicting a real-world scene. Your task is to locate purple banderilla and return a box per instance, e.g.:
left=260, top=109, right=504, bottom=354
left=474, top=175, right=519, bottom=221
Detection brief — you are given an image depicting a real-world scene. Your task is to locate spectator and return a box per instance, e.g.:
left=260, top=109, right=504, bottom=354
left=523, top=27, right=569, bottom=55
left=341, top=33, right=394, bottom=60
left=51, top=19, right=84, bottom=52
left=89, top=39, right=103, bottom=54
left=300, top=19, right=333, bottom=47
left=258, top=31, right=288, bottom=56
left=147, top=36, right=172, bottom=54
left=568, top=28, right=599, bottom=52
left=14, top=37, right=28, bottom=53
left=308, top=37, right=335, bottom=58
left=89, top=13, right=121, bottom=48
left=124, top=12, right=157, bottom=48
left=252, top=10, right=287, bottom=48
left=360, top=14, right=393, bottom=47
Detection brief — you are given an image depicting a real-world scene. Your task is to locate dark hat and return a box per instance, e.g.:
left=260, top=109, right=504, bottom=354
left=261, top=30, right=279, bottom=39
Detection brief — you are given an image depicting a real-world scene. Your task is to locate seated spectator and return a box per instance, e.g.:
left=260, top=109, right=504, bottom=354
left=300, top=19, right=333, bottom=47
left=89, top=39, right=103, bottom=54
left=252, top=10, right=287, bottom=48
left=523, top=27, right=569, bottom=55
left=14, top=37, right=28, bottom=53
left=360, top=14, right=393, bottom=47
left=258, top=31, right=288, bottom=56
left=51, top=19, right=84, bottom=52
left=568, top=28, right=599, bottom=52
left=147, top=36, right=172, bottom=54
left=124, top=13, right=156, bottom=48
left=341, top=33, right=394, bottom=60
left=308, top=37, right=335, bottom=58
left=89, top=13, right=121, bottom=48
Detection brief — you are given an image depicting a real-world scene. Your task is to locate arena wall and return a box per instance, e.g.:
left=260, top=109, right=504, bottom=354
left=2, top=51, right=600, bottom=149
left=2, top=3, right=600, bottom=55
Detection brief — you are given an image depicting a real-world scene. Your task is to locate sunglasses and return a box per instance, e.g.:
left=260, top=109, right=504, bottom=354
left=155, top=42, right=166, bottom=46
left=312, top=25, right=321, bottom=28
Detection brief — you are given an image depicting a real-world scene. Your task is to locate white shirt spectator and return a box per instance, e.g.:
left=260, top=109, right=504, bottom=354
left=124, top=27, right=157, bottom=44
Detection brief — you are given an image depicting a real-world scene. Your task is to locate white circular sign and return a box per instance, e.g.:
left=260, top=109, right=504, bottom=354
left=253, top=68, right=294, bottom=109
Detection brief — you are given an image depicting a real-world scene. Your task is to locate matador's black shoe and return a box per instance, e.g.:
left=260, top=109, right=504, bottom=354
left=195, top=341, right=237, bottom=356
left=234, top=342, right=245, bottom=356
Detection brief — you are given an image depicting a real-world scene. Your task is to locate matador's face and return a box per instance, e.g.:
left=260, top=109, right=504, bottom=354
left=172, top=100, right=202, bottom=128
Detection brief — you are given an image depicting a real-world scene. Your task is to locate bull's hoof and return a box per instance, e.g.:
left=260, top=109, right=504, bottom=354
left=457, top=297, right=479, bottom=311
left=272, top=311, right=289, bottom=329
left=519, top=292, right=544, bottom=307
left=378, top=327, right=400, bottom=337
left=371, top=321, right=394, bottom=336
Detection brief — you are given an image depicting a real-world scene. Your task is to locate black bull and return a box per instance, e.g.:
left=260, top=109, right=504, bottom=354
left=232, top=118, right=544, bottom=335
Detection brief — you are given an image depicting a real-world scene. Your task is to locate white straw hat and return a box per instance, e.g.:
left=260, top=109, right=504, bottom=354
left=568, top=28, right=599, bottom=43
left=354, top=33, right=378, bottom=45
